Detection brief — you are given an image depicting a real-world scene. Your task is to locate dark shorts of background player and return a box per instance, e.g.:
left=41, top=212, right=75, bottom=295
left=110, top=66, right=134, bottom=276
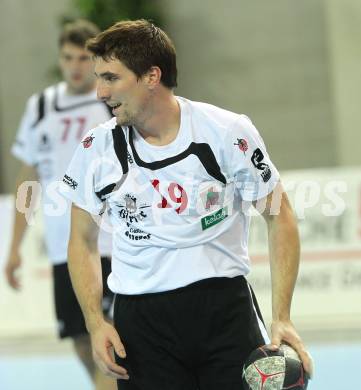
left=53, top=256, right=114, bottom=339
left=114, top=275, right=267, bottom=390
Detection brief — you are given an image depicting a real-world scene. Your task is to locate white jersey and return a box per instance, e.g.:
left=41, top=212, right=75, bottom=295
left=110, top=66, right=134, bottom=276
left=12, top=82, right=112, bottom=264
left=63, top=97, right=280, bottom=294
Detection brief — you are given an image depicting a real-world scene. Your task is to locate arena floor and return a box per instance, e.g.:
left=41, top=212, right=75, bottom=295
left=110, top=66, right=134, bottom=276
left=1, top=334, right=360, bottom=389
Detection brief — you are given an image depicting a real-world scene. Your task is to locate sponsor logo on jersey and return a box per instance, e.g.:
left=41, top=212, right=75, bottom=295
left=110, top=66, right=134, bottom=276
left=82, top=134, right=95, bottom=148
left=127, top=152, right=134, bottom=164
left=125, top=226, right=151, bottom=241
left=251, top=148, right=271, bottom=182
left=201, top=206, right=228, bottom=230
left=197, top=182, right=226, bottom=214
left=201, top=186, right=221, bottom=211
left=117, top=193, right=152, bottom=240
left=196, top=181, right=226, bottom=216
left=234, top=138, right=248, bottom=155
left=63, top=174, right=78, bottom=190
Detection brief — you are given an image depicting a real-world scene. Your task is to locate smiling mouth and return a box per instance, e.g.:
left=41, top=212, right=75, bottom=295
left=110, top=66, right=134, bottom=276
left=110, top=103, right=122, bottom=109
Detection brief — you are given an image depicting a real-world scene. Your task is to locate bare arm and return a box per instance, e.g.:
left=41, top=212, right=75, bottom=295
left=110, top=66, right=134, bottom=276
left=256, top=184, right=300, bottom=322
left=68, top=205, right=129, bottom=380
left=68, top=205, right=104, bottom=331
left=254, top=183, right=313, bottom=377
left=5, top=163, right=38, bottom=289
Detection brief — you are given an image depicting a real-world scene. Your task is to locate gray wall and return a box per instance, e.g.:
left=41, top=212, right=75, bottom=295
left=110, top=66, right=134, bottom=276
left=1, top=0, right=360, bottom=192
left=163, top=0, right=336, bottom=170
left=163, top=0, right=361, bottom=170
left=325, top=0, right=361, bottom=166
left=0, top=0, right=70, bottom=193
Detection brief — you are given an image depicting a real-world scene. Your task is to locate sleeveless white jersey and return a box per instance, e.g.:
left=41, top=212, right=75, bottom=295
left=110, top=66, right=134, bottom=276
left=12, top=82, right=112, bottom=264
left=63, top=97, right=280, bottom=294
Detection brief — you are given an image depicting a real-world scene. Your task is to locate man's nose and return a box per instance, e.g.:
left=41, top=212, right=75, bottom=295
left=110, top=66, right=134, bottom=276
left=70, top=59, right=82, bottom=71
left=97, top=81, right=110, bottom=101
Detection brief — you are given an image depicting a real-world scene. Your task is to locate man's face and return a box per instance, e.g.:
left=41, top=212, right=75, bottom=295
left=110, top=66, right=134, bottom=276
left=94, top=57, right=151, bottom=126
left=59, top=43, right=96, bottom=94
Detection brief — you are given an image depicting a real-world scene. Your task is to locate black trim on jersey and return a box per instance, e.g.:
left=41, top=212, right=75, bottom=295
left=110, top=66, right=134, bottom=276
left=30, top=86, right=112, bottom=129
left=99, top=124, right=227, bottom=201
left=95, top=126, right=129, bottom=202
left=53, top=85, right=103, bottom=112
left=31, top=92, right=45, bottom=128
left=95, top=183, right=117, bottom=201
left=94, top=126, right=128, bottom=201
left=112, top=127, right=129, bottom=175
left=126, top=126, right=227, bottom=184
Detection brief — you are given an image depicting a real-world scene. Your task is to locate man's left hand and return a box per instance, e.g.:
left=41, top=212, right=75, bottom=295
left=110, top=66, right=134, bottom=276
left=269, top=319, right=314, bottom=379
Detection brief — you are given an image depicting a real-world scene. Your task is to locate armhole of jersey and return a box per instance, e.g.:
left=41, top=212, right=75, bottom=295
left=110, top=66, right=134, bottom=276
left=31, top=91, right=45, bottom=128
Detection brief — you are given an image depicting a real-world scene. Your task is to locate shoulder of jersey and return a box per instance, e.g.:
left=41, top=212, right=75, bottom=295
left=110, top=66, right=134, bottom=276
left=182, top=97, right=253, bottom=136
left=38, top=82, right=102, bottom=104
left=24, top=83, right=57, bottom=117
left=80, top=117, right=117, bottom=151
left=41, top=83, right=60, bottom=100
left=26, top=83, right=56, bottom=104
left=98, top=116, right=117, bottom=131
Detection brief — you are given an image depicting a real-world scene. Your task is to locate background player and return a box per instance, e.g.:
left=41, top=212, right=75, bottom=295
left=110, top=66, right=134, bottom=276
left=4, top=20, right=116, bottom=390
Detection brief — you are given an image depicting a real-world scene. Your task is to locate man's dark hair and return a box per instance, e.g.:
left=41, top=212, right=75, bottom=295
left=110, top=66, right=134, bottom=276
left=59, top=19, right=100, bottom=48
left=86, top=19, right=177, bottom=89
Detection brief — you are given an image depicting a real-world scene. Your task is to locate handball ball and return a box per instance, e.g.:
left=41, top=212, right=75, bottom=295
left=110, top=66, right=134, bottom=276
left=242, top=344, right=309, bottom=389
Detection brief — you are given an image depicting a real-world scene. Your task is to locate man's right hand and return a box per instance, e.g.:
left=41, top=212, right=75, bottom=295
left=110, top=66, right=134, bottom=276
left=90, top=320, right=129, bottom=380
left=5, top=251, right=22, bottom=290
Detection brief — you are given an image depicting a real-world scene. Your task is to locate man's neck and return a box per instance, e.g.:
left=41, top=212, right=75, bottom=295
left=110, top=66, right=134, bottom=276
left=136, top=94, right=180, bottom=147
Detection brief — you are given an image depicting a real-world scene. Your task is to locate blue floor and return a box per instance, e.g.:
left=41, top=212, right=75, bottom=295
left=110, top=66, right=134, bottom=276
left=0, top=354, right=92, bottom=390
left=307, top=344, right=361, bottom=389
left=1, top=343, right=360, bottom=389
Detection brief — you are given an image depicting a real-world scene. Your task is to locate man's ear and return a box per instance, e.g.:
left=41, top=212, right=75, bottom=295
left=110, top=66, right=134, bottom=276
left=145, top=66, right=162, bottom=89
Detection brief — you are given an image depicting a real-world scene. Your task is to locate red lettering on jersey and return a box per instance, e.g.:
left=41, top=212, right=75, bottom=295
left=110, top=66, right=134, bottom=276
left=60, top=118, right=72, bottom=142
left=151, top=180, right=188, bottom=214
left=151, top=179, right=171, bottom=209
left=168, top=183, right=188, bottom=214
left=60, top=117, right=87, bottom=142
left=76, top=117, right=86, bottom=140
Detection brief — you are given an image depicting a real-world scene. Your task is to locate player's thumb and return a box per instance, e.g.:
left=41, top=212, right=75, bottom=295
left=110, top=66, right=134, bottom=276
left=111, top=333, right=127, bottom=359
left=270, top=332, right=281, bottom=350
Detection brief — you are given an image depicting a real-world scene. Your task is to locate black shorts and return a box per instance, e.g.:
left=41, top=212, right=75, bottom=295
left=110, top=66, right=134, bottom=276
left=114, top=275, right=268, bottom=390
left=53, top=256, right=114, bottom=339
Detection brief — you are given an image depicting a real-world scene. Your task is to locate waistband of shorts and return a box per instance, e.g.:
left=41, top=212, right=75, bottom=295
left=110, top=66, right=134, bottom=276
left=116, top=275, right=246, bottom=300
